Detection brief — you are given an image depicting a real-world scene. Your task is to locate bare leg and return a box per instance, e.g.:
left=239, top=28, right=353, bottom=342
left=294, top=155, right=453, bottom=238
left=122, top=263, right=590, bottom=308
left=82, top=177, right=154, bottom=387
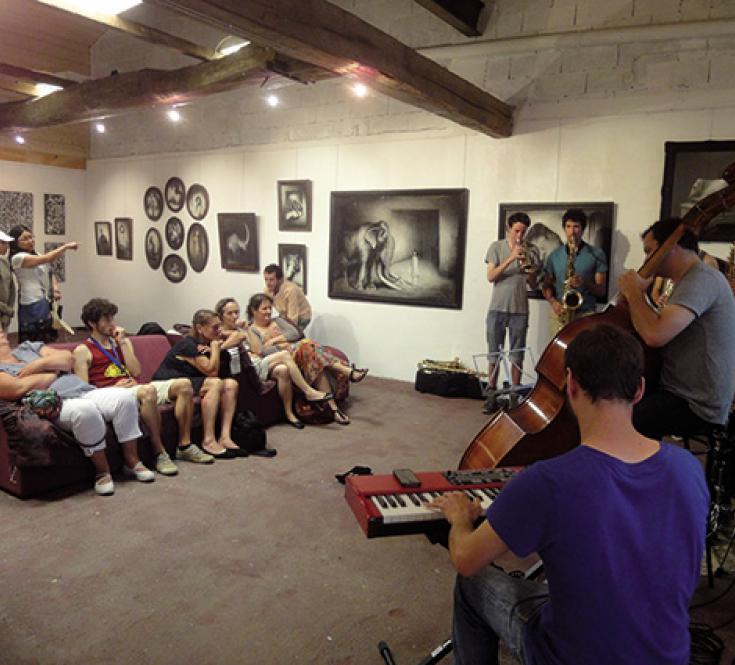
left=316, top=372, right=349, bottom=424
left=200, top=378, right=225, bottom=454
left=168, top=379, right=194, bottom=447
left=120, top=439, right=142, bottom=468
left=271, top=363, right=298, bottom=422
left=90, top=450, right=111, bottom=476
left=487, top=362, right=498, bottom=391
left=218, top=378, right=239, bottom=448
left=511, top=364, right=522, bottom=387
left=276, top=353, right=327, bottom=400
left=136, top=384, right=165, bottom=454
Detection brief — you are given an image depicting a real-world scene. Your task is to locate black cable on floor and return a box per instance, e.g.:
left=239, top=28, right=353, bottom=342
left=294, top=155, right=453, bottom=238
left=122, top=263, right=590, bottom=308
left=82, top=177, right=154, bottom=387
left=690, top=572, right=735, bottom=610
left=688, top=623, right=724, bottom=665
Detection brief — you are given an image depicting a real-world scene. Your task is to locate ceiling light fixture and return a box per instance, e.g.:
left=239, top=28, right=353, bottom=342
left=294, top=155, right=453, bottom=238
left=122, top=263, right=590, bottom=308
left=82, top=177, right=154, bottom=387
left=95, top=122, right=106, bottom=134
left=352, top=83, right=368, bottom=98
left=35, top=83, right=63, bottom=97
left=266, top=94, right=279, bottom=107
left=218, top=39, right=251, bottom=56
left=38, top=0, right=142, bottom=16
left=167, top=108, right=181, bottom=122
left=14, top=135, right=25, bottom=144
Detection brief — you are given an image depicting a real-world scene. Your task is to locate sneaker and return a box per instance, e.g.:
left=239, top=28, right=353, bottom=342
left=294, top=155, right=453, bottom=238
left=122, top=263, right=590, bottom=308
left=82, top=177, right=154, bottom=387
left=123, top=462, right=155, bottom=483
left=155, top=451, right=179, bottom=476
left=94, top=473, right=115, bottom=496
left=177, top=444, right=214, bottom=465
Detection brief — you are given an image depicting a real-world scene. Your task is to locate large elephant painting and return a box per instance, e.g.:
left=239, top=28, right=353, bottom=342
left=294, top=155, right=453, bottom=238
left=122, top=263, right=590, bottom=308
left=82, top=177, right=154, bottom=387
left=328, top=189, right=468, bottom=309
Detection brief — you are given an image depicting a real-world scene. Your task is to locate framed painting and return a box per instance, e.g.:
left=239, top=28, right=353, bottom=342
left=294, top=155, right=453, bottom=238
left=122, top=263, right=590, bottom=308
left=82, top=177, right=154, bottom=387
left=278, top=243, right=307, bottom=295
left=218, top=213, right=259, bottom=272
left=497, top=202, right=615, bottom=302
left=145, top=228, right=163, bottom=270
left=115, top=217, right=133, bottom=261
left=660, top=140, right=735, bottom=242
left=144, top=186, right=163, bottom=221
left=44, top=242, right=66, bottom=282
left=187, top=222, right=208, bottom=273
left=278, top=180, right=312, bottom=231
left=44, top=194, right=65, bottom=235
left=95, top=221, right=112, bottom=256
left=328, top=188, right=468, bottom=309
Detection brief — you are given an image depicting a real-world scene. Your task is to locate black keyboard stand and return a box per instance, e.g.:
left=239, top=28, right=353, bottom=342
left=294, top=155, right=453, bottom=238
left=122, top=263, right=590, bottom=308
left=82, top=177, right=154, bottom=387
left=378, top=638, right=452, bottom=665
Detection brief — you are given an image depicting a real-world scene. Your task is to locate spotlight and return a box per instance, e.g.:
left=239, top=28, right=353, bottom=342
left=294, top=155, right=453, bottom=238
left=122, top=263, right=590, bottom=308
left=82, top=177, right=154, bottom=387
left=167, top=108, right=181, bottom=122
left=352, top=83, right=368, bottom=98
left=14, top=135, right=25, bottom=145
left=266, top=94, right=279, bottom=107
left=95, top=123, right=106, bottom=134
left=35, top=83, right=63, bottom=97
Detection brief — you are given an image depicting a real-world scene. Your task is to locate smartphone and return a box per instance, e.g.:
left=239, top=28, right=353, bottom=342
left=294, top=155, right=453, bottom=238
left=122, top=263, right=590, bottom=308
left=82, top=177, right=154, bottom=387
left=393, top=468, right=421, bottom=488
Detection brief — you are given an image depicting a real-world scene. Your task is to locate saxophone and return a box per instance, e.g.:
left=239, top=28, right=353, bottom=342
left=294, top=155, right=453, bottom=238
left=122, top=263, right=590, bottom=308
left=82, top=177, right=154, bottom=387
left=728, top=241, right=735, bottom=282
left=560, top=240, right=583, bottom=326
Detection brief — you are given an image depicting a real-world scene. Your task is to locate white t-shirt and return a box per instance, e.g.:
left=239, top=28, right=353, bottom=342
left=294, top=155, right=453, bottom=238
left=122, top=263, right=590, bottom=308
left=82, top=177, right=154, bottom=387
left=10, top=252, right=48, bottom=305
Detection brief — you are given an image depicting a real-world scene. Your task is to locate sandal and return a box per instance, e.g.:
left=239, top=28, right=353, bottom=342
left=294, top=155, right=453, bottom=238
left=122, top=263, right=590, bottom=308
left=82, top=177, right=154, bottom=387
left=306, top=391, right=333, bottom=403
left=333, top=407, right=350, bottom=426
left=349, top=365, right=369, bottom=383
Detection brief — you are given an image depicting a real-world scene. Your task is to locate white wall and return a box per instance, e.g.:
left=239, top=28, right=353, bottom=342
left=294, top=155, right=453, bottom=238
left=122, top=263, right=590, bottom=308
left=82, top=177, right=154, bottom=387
left=0, top=161, right=86, bottom=334
left=85, top=103, right=735, bottom=381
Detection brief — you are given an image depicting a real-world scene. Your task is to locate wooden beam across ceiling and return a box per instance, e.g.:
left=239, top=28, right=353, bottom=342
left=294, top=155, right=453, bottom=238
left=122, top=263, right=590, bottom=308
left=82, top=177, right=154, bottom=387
left=414, top=0, right=486, bottom=37
left=0, top=63, right=74, bottom=89
left=0, top=45, right=275, bottom=132
left=146, top=0, right=514, bottom=138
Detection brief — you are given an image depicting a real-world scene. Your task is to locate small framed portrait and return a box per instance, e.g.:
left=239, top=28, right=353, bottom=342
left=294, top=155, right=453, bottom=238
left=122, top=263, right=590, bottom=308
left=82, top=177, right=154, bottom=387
left=165, top=216, right=185, bottom=250
left=163, top=254, right=187, bottom=283
left=165, top=177, right=185, bottom=213
left=186, top=183, right=209, bottom=220
left=278, top=180, right=312, bottom=231
left=115, top=217, right=133, bottom=261
left=278, top=244, right=307, bottom=295
left=44, top=194, right=65, bottom=235
left=44, top=242, right=66, bottom=282
left=218, top=212, right=259, bottom=272
left=94, top=221, right=112, bottom=256
left=144, top=186, right=164, bottom=221
left=145, top=228, right=163, bottom=270
left=187, top=222, right=209, bottom=273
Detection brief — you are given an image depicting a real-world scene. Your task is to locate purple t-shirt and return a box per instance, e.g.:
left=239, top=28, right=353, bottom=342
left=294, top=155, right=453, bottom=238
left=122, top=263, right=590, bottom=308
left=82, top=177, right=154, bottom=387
left=487, top=443, right=708, bottom=665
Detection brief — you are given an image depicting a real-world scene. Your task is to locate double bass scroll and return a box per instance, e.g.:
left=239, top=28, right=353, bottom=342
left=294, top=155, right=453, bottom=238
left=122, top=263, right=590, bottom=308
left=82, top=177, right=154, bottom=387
left=460, top=163, right=735, bottom=471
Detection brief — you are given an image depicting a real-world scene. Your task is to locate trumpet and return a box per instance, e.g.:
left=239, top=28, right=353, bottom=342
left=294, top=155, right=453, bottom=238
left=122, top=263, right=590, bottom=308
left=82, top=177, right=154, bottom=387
left=517, top=240, right=536, bottom=274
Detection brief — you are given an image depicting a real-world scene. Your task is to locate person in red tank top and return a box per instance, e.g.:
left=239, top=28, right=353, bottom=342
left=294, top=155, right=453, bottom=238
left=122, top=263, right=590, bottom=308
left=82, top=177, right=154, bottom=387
left=73, top=298, right=214, bottom=473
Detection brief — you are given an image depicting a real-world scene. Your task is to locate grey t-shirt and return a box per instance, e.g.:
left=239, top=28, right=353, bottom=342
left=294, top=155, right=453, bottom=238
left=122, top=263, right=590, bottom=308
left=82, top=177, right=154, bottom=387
left=485, top=240, right=528, bottom=314
left=662, top=262, right=735, bottom=424
left=1, top=341, right=94, bottom=399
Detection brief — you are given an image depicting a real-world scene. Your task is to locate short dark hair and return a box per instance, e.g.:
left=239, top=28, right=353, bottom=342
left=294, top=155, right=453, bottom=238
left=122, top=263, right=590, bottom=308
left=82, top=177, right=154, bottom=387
left=264, top=264, right=283, bottom=279
left=507, top=212, right=531, bottom=228
left=565, top=325, right=643, bottom=403
left=562, top=208, right=588, bottom=232
left=81, top=298, right=118, bottom=330
left=645, top=218, right=699, bottom=253
left=247, top=293, right=273, bottom=321
left=191, top=309, right=218, bottom=340
left=214, top=297, right=237, bottom=318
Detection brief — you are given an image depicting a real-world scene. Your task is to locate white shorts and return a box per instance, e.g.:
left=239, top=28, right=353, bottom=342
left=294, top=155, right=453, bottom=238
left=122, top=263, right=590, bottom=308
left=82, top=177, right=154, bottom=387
left=126, top=379, right=175, bottom=405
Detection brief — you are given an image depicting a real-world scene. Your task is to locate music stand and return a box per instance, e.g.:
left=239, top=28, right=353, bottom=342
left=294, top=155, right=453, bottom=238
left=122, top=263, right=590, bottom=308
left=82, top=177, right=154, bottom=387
left=377, top=637, right=452, bottom=665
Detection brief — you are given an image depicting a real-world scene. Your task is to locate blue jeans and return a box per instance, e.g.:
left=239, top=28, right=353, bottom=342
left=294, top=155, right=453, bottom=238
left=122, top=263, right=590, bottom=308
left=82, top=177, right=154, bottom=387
left=453, top=566, right=548, bottom=665
left=485, top=311, right=528, bottom=368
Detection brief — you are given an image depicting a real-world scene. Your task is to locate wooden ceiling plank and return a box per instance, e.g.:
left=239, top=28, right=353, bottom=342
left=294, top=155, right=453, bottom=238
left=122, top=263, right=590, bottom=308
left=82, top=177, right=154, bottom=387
left=0, top=77, right=36, bottom=98
left=145, top=0, right=513, bottom=137
left=0, top=12, right=99, bottom=51
left=413, top=0, right=485, bottom=37
left=0, top=35, right=89, bottom=76
left=0, top=45, right=275, bottom=132
left=0, top=63, right=75, bottom=88
left=1, top=0, right=105, bottom=44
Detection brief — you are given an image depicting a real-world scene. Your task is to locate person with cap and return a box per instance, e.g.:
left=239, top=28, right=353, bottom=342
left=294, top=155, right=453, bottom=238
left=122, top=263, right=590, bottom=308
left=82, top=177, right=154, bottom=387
left=0, top=230, right=16, bottom=331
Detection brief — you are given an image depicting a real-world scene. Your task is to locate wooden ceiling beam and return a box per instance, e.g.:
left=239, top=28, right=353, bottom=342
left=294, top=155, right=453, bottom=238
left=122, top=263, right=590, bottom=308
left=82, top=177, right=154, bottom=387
left=0, top=63, right=75, bottom=88
left=414, top=0, right=487, bottom=37
left=0, top=78, right=37, bottom=98
left=145, top=0, right=513, bottom=138
left=0, top=45, right=275, bottom=132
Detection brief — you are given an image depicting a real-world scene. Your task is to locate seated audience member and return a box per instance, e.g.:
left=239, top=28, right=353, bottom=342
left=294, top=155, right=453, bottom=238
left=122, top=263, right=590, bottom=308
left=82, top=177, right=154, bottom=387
left=73, top=298, right=210, bottom=471
left=263, top=263, right=312, bottom=330
left=246, top=293, right=367, bottom=425
left=215, top=297, right=332, bottom=429
left=0, top=327, right=156, bottom=496
left=153, top=309, right=243, bottom=458
left=430, top=325, right=709, bottom=665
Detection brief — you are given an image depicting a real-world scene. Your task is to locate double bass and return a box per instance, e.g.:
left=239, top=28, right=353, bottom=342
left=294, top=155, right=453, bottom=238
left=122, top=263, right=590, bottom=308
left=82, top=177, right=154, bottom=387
left=460, top=164, right=735, bottom=470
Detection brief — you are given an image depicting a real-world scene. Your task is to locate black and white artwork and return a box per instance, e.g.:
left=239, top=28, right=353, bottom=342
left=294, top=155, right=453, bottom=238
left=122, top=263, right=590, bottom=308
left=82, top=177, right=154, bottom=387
left=145, top=228, right=163, bottom=270
left=115, top=217, right=133, bottom=261
left=328, top=189, right=469, bottom=309
left=144, top=187, right=164, bottom=221
left=660, top=141, right=735, bottom=242
left=186, top=183, right=209, bottom=220
left=44, top=194, right=65, bottom=235
left=95, top=221, right=112, bottom=256
left=165, top=177, right=185, bottom=213
left=165, top=216, right=185, bottom=250
left=278, top=180, right=312, bottom=231
left=278, top=244, right=307, bottom=295
left=498, top=202, right=615, bottom=301
left=187, top=223, right=208, bottom=273
left=0, top=190, right=33, bottom=233
left=163, top=254, right=187, bottom=283
left=44, top=242, right=66, bottom=283
left=218, top=212, right=258, bottom=272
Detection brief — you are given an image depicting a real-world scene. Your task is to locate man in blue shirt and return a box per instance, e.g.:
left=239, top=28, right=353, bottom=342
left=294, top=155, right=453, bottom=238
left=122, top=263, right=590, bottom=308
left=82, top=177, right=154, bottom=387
left=431, top=324, right=708, bottom=665
left=541, top=208, right=608, bottom=334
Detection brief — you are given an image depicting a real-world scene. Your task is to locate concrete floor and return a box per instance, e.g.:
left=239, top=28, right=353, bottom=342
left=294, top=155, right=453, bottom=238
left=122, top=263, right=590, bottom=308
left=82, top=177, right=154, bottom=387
left=0, top=377, right=733, bottom=665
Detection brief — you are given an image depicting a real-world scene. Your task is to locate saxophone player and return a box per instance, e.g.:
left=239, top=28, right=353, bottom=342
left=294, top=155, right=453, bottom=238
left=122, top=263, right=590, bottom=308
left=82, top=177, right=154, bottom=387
left=541, top=208, right=608, bottom=335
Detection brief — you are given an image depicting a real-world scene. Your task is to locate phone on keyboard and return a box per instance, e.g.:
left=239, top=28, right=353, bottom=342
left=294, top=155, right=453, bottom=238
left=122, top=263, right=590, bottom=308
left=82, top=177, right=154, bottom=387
left=393, top=468, right=421, bottom=488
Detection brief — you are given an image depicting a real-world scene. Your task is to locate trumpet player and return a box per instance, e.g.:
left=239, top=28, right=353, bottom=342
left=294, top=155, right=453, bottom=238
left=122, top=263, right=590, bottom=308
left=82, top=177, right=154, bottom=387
left=483, top=212, right=536, bottom=413
left=541, top=208, right=607, bottom=335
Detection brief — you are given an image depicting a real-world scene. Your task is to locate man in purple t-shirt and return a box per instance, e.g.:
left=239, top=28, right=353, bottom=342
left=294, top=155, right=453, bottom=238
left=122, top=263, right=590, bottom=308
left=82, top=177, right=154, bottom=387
left=431, top=325, right=709, bottom=665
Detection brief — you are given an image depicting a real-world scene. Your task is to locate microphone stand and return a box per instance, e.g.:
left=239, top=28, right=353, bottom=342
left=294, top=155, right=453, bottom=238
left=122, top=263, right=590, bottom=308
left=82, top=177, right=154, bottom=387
left=377, top=637, right=452, bottom=665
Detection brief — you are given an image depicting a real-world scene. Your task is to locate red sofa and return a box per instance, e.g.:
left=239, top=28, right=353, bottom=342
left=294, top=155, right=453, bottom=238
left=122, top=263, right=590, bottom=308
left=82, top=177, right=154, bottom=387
left=0, top=334, right=283, bottom=499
